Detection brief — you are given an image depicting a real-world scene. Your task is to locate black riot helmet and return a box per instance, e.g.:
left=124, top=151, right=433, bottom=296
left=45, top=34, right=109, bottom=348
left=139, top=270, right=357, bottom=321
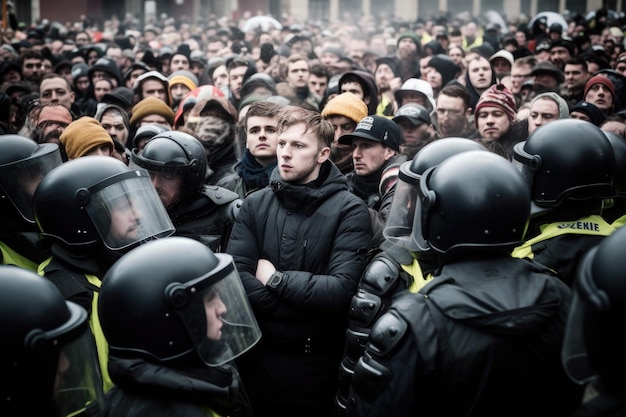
left=0, top=265, right=103, bottom=417
left=563, top=226, right=626, bottom=390
left=33, top=156, right=174, bottom=251
left=513, top=119, right=615, bottom=217
left=410, top=151, right=530, bottom=260
left=130, top=130, right=208, bottom=199
left=603, top=131, right=626, bottom=197
left=99, top=237, right=261, bottom=367
left=131, top=123, right=169, bottom=152
left=384, top=137, right=487, bottom=250
left=0, top=135, right=62, bottom=227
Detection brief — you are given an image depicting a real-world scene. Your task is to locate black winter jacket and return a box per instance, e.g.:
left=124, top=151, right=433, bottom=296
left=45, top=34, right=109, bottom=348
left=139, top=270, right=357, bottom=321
left=101, top=356, right=252, bottom=417
left=227, top=161, right=372, bottom=413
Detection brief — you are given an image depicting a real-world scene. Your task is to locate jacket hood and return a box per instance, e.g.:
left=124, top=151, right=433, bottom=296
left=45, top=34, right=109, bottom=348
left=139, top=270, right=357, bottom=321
left=338, top=70, right=379, bottom=115
left=423, top=257, right=567, bottom=335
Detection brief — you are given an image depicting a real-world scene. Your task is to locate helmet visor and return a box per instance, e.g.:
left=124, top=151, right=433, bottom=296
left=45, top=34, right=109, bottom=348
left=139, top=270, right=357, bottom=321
left=85, top=171, right=174, bottom=250
left=0, top=144, right=62, bottom=222
left=383, top=172, right=420, bottom=249
left=407, top=166, right=435, bottom=254
left=175, top=255, right=261, bottom=367
left=54, top=327, right=105, bottom=416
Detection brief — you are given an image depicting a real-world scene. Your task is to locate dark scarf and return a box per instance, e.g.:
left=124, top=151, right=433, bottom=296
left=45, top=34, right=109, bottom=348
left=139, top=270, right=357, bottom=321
left=349, top=165, right=385, bottom=208
left=237, top=149, right=276, bottom=190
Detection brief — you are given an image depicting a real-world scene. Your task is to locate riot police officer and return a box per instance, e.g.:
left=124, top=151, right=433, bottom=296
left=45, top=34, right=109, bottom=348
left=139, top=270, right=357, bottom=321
left=130, top=130, right=241, bottom=252
left=33, top=156, right=175, bottom=390
left=0, top=135, right=62, bottom=270
left=0, top=265, right=103, bottom=417
left=563, top=226, right=626, bottom=416
left=347, top=151, right=583, bottom=417
left=512, top=119, right=616, bottom=286
left=98, top=237, right=261, bottom=417
left=336, top=138, right=487, bottom=414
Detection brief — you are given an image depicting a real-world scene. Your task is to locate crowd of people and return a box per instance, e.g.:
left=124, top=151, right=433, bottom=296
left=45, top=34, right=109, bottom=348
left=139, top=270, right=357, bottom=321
left=1, top=5, right=626, bottom=417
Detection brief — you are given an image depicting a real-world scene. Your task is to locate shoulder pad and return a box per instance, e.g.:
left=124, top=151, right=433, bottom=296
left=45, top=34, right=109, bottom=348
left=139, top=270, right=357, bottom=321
left=368, top=312, right=407, bottom=357
left=201, top=185, right=240, bottom=205
left=359, top=254, right=401, bottom=296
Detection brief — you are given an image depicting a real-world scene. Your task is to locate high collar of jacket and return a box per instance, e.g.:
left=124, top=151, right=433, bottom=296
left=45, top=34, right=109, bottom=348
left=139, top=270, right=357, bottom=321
left=108, top=355, right=239, bottom=409
left=269, top=160, right=347, bottom=216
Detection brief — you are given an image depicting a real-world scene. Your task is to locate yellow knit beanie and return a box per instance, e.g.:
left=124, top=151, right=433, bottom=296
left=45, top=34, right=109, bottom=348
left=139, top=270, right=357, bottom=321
left=321, top=92, right=368, bottom=124
left=60, top=117, right=114, bottom=159
left=129, top=96, right=176, bottom=128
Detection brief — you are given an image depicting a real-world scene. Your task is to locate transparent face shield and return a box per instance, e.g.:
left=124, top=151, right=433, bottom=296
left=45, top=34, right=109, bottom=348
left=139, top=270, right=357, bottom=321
left=169, top=254, right=261, bottom=367
left=383, top=162, right=421, bottom=249
left=25, top=301, right=104, bottom=416
left=83, top=170, right=175, bottom=251
left=512, top=142, right=551, bottom=217
left=0, top=144, right=62, bottom=222
left=407, top=166, right=436, bottom=254
left=54, top=328, right=106, bottom=416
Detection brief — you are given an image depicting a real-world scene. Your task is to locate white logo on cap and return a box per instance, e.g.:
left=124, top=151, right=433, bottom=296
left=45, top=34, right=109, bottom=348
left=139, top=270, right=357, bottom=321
left=356, top=116, right=375, bottom=131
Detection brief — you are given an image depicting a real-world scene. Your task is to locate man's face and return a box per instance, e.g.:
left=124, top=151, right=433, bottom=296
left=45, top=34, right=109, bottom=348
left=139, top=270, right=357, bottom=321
left=340, top=81, right=366, bottom=101
left=100, top=112, right=128, bottom=144
left=399, top=91, right=428, bottom=108
left=352, top=138, right=395, bottom=176
left=22, top=58, right=43, bottom=82
left=397, top=38, right=417, bottom=57
left=150, top=171, right=184, bottom=209
left=126, top=68, right=146, bottom=89
left=528, top=98, right=559, bottom=134
left=426, top=69, right=442, bottom=91
left=308, top=74, right=328, bottom=97
left=106, top=47, right=123, bottom=67
left=448, top=47, right=464, bottom=65
left=212, top=65, right=229, bottom=89
left=467, top=57, right=493, bottom=90
left=320, top=52, right=340, bottom=67
left=550, top=47, right=572, bottom=70
left=476, top=106, right=511, bottom=140
left=38, top=118, right=70, bottom=144
left=585, top=83, right=613, bottom=113
left=170, top=83, right=191, bottom=102
left=229, top=65, right=248, bottom=99
left=564, top=64, right=589, bottom=92
left=396, top=120, right=429, bottom=147
left=491, top=58, right=511, bottom=76
left=510, top=64, right=532, bottom=94
left=141, top=79, right=167, bottom=102
left=207, top=41, right=225, bottom=58
left=203, top=287, right=227, bottom=340
left=569, top=111, right=592, bottom=123
left=375, top=64, right=395, bottom=92
left=277, top=122, right=329, bottom=184
left=170, top=55, right=190, bottom=72
left=436, top=94, right=468, bottom=137
left=93, top=79, right=112, bottom=102
left=514, top=31, right=527, bottom=46
left=39, top=78, right=75, bottom=109
left=246, top=115, right=278, bottom=166
left=287, top=59, right=310, bottom=89
left=327, top=115, right=357, bottom=143
left=107, top=196, right=142, bottom=246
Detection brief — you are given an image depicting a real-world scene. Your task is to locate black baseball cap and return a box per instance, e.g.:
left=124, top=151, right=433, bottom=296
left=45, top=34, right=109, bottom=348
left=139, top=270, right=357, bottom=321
left=339, top=115, right=402, bottom=152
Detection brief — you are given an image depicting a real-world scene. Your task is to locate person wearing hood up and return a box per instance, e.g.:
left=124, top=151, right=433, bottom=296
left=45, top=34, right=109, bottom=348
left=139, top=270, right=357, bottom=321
left=424, top=54, right=459, bottom=98
left=339, top=70, right=379, bottom=115
left=464, top=54, right=498, bottom=112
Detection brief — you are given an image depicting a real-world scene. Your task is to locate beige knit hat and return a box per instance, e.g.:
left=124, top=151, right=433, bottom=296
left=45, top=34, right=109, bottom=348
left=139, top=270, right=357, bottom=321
left=60, top=117, right=114, bottom=159
left=321, top=92, right=368, bottom=124
left=129, top=96, right=175, bottom=129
